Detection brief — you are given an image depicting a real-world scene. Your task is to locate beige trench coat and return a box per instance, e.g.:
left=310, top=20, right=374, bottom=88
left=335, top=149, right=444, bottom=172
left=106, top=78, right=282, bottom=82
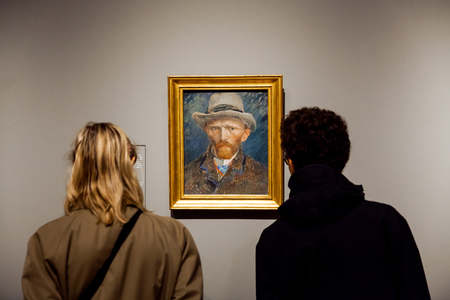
left=22, top=206, right=203, bottom=300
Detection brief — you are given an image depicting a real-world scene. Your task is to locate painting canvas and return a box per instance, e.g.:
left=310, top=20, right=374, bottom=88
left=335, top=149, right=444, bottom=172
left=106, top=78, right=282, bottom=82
left=183, top=91, right=268, bottom=195
left=168, top=75, right=283, bottom=210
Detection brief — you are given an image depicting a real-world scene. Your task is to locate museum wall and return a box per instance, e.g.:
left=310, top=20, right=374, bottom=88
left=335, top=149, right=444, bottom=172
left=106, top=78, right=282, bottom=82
left=1, top=0, right=449, bottom=299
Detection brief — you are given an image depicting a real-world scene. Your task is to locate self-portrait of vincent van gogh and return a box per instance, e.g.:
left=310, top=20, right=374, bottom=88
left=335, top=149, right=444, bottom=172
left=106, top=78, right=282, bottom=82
left=183, top=91, right=268, bottom=195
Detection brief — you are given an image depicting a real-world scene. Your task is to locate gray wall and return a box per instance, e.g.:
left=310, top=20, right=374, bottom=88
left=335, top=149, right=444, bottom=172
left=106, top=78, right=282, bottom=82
left=1, top=0, right=449, bottom=299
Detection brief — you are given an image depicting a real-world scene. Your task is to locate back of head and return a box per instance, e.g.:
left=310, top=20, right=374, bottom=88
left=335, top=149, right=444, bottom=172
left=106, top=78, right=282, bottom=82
left=65, top=122, right=145, bottom=225
left=280, top=107, right=350, bottom=172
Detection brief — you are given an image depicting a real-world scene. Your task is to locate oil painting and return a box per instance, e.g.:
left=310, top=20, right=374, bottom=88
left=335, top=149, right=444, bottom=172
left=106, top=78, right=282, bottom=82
left=183, top=91, right=268, bottom=195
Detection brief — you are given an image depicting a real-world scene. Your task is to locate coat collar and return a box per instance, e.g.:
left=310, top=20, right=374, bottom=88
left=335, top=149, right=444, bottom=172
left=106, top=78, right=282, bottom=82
left=279, top=164, right=365, bottom=227
left=199, top=145, right=246, bottom=186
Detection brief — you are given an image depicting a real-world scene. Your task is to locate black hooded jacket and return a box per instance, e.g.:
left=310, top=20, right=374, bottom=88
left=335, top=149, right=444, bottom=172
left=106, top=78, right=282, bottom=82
left=256, top=164, right=430, bottom=300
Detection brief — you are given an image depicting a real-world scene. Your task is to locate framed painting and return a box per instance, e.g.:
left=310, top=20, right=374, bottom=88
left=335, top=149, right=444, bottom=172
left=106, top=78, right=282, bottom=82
left=168, top=75, right=283, bottom=210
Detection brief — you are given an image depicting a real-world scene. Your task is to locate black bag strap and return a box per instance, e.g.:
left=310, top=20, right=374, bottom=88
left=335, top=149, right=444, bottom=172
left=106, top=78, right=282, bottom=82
left=79, top=209, right=143, bottom=300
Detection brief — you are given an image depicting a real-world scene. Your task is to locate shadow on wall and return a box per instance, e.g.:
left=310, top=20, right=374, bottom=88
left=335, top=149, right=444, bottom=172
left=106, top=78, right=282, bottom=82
left=172, top=210, right=279, bottom=220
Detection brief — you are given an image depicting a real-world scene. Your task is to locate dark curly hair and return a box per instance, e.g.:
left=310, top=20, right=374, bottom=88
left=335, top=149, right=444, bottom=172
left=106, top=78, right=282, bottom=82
left=280, top=107, right=351, bottom=171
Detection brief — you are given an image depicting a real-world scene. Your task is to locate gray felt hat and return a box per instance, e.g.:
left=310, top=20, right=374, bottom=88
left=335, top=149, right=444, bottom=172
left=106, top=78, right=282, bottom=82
left=192, top=93, right=257, bottom=132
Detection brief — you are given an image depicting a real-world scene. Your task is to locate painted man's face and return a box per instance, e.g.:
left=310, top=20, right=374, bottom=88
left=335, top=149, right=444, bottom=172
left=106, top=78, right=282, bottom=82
left=204, top=118, right=251, bottom=159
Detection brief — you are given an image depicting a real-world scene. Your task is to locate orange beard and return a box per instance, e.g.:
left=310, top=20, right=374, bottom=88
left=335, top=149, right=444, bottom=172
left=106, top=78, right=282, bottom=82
left=214, top=141, right=238, bottom=159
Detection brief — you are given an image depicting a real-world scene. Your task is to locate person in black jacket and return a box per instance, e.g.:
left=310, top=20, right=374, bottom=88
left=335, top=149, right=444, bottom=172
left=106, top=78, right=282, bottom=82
left=256, top=107, right=430, bottom=300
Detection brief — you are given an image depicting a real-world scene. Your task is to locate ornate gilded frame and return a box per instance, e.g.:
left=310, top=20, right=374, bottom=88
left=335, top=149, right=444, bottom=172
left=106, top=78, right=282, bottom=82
left=168, top=75, right=283, bottom=210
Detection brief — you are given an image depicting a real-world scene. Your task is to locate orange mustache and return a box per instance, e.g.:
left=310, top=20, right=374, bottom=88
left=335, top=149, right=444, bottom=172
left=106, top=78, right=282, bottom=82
left=215, top=141, right=232, bottom=148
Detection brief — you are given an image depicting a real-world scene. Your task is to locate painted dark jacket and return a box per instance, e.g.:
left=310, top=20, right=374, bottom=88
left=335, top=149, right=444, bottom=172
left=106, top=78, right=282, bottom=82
left=256, top=164, right=430, bottom=300
left=184, top=145, right=268, bottom=194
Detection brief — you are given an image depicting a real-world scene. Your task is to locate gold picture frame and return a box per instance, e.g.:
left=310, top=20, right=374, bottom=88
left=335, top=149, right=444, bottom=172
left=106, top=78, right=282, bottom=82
left=168, top=75, right=284, bottom=210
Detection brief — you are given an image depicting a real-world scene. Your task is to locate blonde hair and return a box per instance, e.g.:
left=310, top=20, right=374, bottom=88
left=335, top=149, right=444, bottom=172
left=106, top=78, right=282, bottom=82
left=65, top=122, right=146, bottom=225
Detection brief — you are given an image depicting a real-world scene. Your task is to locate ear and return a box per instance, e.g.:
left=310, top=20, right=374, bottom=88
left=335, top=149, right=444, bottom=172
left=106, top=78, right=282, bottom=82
left=288, top=159, right=295, bottom=175
left=240, top=129, right=251, bottom=142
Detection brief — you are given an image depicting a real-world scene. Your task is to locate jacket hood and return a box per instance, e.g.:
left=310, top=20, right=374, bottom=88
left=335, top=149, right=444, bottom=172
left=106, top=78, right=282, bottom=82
left=278, top=164, right=365, bottom=227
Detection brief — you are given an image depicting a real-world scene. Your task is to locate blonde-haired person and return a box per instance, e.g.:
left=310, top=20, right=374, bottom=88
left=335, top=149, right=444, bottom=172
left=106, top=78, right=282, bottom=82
left=22, top=122, right=203, bottom=300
